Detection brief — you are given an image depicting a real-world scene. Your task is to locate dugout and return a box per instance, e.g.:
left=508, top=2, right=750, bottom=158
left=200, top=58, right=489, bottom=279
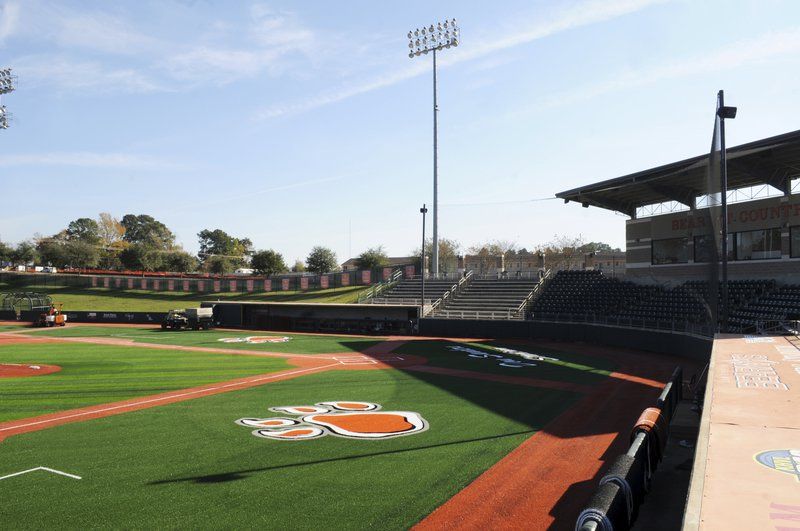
left=203, top=301, right=420, bottom=335
left=558, top=129, right=800, bottom=284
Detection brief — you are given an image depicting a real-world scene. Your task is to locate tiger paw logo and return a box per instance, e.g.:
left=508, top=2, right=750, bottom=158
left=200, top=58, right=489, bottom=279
left=218, top=336, right=291, bottom=344
left=235, top=401, right=428, bottom=441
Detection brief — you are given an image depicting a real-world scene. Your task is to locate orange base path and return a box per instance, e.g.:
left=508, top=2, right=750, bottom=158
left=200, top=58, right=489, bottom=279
left=416, top=343, right=681, bottom=531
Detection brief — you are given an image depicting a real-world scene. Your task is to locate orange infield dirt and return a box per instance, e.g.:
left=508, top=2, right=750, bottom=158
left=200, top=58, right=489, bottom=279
left=0, top=329, right=693, bottom=528
left=0, top=363, right=61, bottom=378
left=415, top=341, right=689, bottom=531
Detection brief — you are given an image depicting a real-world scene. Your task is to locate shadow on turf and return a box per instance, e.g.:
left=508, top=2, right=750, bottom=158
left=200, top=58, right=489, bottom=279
left=147, top=430, right=535, bottom=485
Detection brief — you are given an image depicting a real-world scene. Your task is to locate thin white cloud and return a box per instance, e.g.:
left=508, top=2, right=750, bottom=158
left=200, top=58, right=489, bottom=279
left=255, top=0, right=669, bottom=119
left=536, top=26, right=800, bottom=111
left=55, top=11, right=159, bottom=55
left=162, top=6, right=317, bottom=86
left=13, top=55, right=164, bottom=93
left=0, top=1, right=20, bottom=45
left=0, top=152, right=181, bottom=170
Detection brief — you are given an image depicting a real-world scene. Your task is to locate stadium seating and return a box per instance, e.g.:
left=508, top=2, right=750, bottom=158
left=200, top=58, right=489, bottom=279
left=370, top=278, right=458, bottom=304
left=728, top=284, right=800, bottom=333
left=430, top=278, right=540, bottom=319
left=530, top=270, right=655, bottom=319
left=531, top=271, right=780, bottom=331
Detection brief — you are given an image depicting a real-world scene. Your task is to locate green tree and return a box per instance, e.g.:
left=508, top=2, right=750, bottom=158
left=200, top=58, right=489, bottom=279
left=305, top=246, right=337, bottom=274
left=97, top=212, right=125, bottom=245
left=205, top=255, right=234, bottom=275
left=121, top=214, right=175, bottom=249
left=165, top=250, right=198, bottom=273
left=66, top=217, right=101, bottom=244
left=251, top=250, right=287, bottom=276
left=119, top=244, right=165, bottom=272
left=291, top=260, right=306, bottom=273
left=0, top=240, right=13, bottom=263
left=37, top=238, right=69, bottom=268
left=98, top=241, right=128, bottom=270
left=197, top=229, right=252, bottom=267
left=12, top=241, right=39, bottom=265
left=356, top=246, right=389, bottom=269
left=64, top=240, right=100, bottom=269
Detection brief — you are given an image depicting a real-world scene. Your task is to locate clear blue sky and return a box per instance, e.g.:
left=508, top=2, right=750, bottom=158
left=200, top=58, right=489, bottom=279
left=1, top=0, right=799, bottom=263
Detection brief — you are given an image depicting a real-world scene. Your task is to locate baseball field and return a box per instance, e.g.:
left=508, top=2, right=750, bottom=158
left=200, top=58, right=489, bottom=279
left=0, top=323, right=679, bottom=529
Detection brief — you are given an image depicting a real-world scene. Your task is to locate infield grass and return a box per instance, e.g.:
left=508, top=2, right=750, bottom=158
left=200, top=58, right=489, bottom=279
left=0, top=368, right=583, bottom=529
left=27, top=326, right=384, bottom=354
left=0, top=342, right=289, bottom=422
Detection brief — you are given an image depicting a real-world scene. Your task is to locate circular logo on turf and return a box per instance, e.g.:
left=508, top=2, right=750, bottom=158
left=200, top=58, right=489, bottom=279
left=755, top=449, right=800, bottom=481
left=218, top=336, right=292, bottom=344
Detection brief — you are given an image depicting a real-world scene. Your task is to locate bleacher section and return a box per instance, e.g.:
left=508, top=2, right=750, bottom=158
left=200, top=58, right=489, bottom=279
left=728, top=284, right=800, bottom=333
left=617, top=280, right=773, bottom=325
left=370, top=278, right=459, bottom=305
left=431, top=278, right=540, bottom=320
left=531, top=270, right=653, bottom=319
left=531, top=271, right=787, bottom=333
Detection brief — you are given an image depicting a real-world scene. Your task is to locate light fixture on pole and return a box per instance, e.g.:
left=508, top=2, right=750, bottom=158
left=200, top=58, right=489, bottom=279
left=420, top=204, right=428, bottom=316
left=0, top=67, right=17, bottom=130
left=408, top=19, right=459, bottom=277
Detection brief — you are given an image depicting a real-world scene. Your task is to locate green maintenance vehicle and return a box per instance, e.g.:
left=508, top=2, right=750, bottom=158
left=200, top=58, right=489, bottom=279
left=161, top=307, right=214, bottom=330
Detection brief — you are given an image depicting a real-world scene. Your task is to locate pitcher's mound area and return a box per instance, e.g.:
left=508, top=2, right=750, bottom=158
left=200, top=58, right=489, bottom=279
left=0, top=363, right=61, bottom=378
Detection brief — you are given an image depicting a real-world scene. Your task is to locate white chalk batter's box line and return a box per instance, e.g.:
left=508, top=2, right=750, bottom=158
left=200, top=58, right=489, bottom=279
left=333, top=356, right=378, bottom=365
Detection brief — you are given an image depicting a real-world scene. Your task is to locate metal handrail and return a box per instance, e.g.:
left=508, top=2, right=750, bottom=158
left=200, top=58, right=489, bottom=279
left=514, top=268, right=551, bottom=316
left=530, top=312, right=715, bottom=337
left=434, top=309, right=522, bottom=320
left=429, top=270, right=473, bottom=315
left=358, top=269, right=403, bottom=303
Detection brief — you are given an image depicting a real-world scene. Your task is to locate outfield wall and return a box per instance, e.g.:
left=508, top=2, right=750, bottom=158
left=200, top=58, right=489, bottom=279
left=419, top=318, right=712, bottom=361
left=0, top=265, right=410, bottom=294
left=0, top=310, right=167, bottom=324
left=203, top=301, right=419, bottom=335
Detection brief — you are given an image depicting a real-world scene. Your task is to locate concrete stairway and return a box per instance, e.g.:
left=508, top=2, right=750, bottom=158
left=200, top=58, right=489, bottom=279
left=370, top=278, right=457, bottom=305
left=430, top=278, right=541, bottom=319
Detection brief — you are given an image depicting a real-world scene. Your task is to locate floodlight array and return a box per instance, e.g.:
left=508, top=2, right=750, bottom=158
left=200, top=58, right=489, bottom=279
left=0, top=68, right=15, bottom=95
left=407, top=19, right=459, bottom=58
left=0, top=106, right=8, bottom=129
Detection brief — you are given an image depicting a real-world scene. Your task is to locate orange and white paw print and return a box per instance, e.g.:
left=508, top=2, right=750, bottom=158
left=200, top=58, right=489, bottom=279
left=235, top=401, right=428, bottom=441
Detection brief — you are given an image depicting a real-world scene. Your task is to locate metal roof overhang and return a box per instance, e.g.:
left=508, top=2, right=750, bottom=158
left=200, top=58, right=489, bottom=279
left=556, top=129, right=800, bottom=218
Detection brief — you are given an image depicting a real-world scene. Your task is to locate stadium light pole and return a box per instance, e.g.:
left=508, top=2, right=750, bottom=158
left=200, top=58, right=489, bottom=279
left=0, top=67, right=16, bottom=130
left=717, top=90, right=737, bottom=332
left=408, top=19, right=460, bottom=278
left=420, top=204, right=428, bottom=316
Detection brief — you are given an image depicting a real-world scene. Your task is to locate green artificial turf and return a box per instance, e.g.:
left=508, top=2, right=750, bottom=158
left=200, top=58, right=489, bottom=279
left=395, top=339, right=615, bottom=385
left=28, top=326, right=384, bottom=355
left=0, top=283, right=368, bottom=311
left=0, top=342, right=289, bottom=422
left=0, top=368, right=584, bottom=529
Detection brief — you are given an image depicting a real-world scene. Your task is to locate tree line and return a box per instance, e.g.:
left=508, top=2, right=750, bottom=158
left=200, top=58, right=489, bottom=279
left=0, top=213, right=347, bottom=276
left=0, top=213, right=620, bottom=276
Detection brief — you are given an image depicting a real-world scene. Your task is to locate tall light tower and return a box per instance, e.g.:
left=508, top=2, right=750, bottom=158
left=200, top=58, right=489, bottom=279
left=0, top=67, right=17, bottom=130
left=408, top=19, right=459, bottom=277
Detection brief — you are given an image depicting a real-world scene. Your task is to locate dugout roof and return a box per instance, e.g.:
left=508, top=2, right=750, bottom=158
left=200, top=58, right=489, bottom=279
left=557, top=129, right=800, bottom=217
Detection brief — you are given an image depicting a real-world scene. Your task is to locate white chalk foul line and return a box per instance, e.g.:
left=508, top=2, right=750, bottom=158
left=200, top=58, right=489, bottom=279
left=0, top=466, right=81, bottom=481
left=0, top=363, right=339, bottom=433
